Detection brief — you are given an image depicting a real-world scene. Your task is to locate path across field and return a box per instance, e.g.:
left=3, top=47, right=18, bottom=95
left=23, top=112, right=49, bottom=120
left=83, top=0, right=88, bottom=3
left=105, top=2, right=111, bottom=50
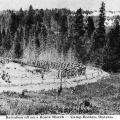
left=0, top=62, right=109, bottom=93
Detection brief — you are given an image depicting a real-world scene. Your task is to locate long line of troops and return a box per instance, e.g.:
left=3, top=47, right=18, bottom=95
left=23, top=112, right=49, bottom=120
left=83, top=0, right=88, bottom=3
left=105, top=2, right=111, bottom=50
left=31, top=60, right=86, bottom=79
left=0, top=58, right=86, bottom=80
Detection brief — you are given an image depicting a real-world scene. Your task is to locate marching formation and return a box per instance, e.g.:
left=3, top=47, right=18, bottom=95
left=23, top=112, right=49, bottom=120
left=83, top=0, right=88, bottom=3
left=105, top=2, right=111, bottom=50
left=0, top=57, right=86, bottom=85
left=0, top=57, right=107, bottom=97
left=31, top=60, right=86, bottom=79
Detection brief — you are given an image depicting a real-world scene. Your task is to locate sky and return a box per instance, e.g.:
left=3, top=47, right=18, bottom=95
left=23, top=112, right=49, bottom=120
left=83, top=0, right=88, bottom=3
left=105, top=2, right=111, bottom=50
left=0, top=0, right=120, bottom=11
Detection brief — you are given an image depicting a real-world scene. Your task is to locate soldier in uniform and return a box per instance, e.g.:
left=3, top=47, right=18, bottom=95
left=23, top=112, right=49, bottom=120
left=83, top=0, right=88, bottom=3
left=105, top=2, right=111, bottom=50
left=41, top=70, right=44, bottom=80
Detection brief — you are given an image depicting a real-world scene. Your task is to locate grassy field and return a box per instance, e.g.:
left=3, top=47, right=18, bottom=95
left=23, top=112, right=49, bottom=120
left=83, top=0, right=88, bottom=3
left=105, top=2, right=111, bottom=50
left=0, top=73, right=120, bottom=115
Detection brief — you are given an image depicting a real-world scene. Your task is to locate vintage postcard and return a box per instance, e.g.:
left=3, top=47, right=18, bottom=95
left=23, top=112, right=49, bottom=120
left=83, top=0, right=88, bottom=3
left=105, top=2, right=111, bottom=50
left=0, top=0, right=120, bottom=119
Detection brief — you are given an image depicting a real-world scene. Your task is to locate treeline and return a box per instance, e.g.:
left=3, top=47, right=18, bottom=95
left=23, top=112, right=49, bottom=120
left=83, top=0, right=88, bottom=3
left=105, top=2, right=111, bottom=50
left=0, top=2, right=120, bottom=72
left=0, top=6, right=74, bottom=63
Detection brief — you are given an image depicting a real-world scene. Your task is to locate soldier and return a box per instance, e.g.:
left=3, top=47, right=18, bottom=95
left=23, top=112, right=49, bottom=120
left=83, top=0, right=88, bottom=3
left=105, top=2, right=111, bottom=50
left=41, top=70, right=44, bottom=80
left=57, top=85, right=62, bottom=96
left=5, top=73, right=11, bottom=83
left=2, top=70, right=6, bottom=80
left=57, top=69, right=60, bottom=79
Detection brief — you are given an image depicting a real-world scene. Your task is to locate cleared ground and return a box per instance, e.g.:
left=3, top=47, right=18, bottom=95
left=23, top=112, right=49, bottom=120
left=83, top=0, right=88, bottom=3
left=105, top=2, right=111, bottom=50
left=0, top=62, right=109, bottom=93
left=0, top=62, right=115, bottom=115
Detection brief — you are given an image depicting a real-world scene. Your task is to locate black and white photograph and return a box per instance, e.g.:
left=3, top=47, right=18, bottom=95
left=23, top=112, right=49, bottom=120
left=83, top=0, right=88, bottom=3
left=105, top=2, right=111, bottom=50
left=0, top=0, right=120, bottom=117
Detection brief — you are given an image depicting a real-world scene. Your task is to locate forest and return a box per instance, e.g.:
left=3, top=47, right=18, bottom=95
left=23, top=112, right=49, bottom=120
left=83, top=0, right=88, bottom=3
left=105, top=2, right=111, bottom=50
left=0, top=2, right=120, bottom=72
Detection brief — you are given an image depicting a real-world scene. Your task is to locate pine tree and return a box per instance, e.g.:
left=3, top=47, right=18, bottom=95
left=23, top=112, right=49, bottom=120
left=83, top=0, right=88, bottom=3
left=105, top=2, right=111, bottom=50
left=74, top=8, right=85, bottom=61
left=2, top=28, right=6, bottom=38
left=54, top=10, right=62, bottom=34
left=60, top=15, right=68, bottom=35
left=93, top=2, right=106, bottom=50
left=34, top=12, right=43, bottom=25
left=14, top=30, right=23, bottom=58
left=26, top=5, right=34, bottom=29
left=99, top=2, right=105, bottom=33
left=24, top=25, right=29, bottom=47
left=18, top=8, right=24, bottom=25
left=59, top=15, right=68, bottom=56
left=41, top=24, right=47, bottom=51
left=87, top=16, right=95, bottom=38
left=10, top=12, right=19, bottom=35
left=5, top=29, right=12, bottom=50
left=2, top=28, right=6, bottom=48
left=103, top=19, right=120, bottom=72
left=74, top=8, right=85, bottom=37
left=91, top=2, right=106, bottom=66
left=39, top=9, right=44, bottom=18
left=0, top=28, right=2, bottom=46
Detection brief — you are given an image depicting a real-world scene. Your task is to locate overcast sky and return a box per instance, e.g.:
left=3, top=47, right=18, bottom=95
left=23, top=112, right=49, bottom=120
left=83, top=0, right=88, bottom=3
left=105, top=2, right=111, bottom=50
left=0, top=0, right=120, bottom=11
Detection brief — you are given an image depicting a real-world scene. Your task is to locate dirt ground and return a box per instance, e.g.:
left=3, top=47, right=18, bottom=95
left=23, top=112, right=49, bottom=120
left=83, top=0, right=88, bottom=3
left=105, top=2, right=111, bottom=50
left=0, top=62, right=117, bottom=115
left=0, top=62, right=109, bottom=93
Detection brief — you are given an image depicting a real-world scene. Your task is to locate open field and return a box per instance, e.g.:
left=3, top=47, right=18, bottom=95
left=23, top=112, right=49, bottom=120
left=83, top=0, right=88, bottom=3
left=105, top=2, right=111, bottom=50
left=0, top=61, right=116, bottom=115
left=0, top=62, right=109, bottom=93
left=0, top=73, right=120, bottom=115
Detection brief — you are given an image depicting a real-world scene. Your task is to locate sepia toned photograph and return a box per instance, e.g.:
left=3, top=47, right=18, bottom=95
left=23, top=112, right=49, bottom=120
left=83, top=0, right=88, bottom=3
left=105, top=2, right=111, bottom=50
left=0, top=0, right=120, bottom=116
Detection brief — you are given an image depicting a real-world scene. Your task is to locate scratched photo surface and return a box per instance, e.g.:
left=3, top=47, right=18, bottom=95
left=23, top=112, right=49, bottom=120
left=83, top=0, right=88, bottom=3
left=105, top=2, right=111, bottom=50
left=0, top=0, right=120, bottom=115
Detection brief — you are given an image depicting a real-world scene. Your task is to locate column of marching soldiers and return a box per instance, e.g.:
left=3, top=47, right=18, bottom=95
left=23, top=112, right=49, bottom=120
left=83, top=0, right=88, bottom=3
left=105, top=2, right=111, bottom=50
left=31, top=60, right=86, bottom=96
left=0, top=58, right=86, bottom=89
left=31, top=60, right=86, bottom=79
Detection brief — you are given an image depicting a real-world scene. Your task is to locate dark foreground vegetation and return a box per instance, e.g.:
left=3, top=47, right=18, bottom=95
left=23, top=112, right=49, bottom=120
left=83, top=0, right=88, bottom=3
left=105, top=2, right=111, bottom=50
left=0, top=74, right=120, bottom=115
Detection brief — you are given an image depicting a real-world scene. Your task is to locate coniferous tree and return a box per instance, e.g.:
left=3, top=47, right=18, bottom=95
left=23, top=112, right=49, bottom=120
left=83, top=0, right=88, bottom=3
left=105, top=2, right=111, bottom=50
left=103, top=19, right=120, bottom=72
left=5, top=29, right=12, bottom=50
left=2, top=28, right=6, bottom=48
left=14, top=30, right=23, bottom=58
left=39, top=9, right=44, bottom=18
left=54, top=11, right=62, bottom=34
left=34, top=24, right=41, bottom=48
left=18, top=8, right=25, bottom=25
left=34, top=13, right=43, bottom=25
left=24, top=25, right=29, bottom=46
left=0, top=29, right=2, bottom=46
left=10, top=12, right=19, bottom=35
left=60, top=15, right=68, bottom=35
left=87, top=16, right=95, bottom=38
left=91, top=2, right=106, bottom=66
left=2, top=28, right=6, bottom=38
left=74, top=8, right=85, bottom=37
left=26, top=5, right=34, bottom=29
left=40, top=24, right=47, bottom=51
left=93, top=2, right=106, bottom=50
left=59, top=15, right=68, bottom=55
left=74, top=8, right=86, bottom=61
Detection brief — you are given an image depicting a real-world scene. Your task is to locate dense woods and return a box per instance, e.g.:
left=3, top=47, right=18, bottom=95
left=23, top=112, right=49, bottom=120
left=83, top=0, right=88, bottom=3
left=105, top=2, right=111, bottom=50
left=0, top=2, right=120, bottom=72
